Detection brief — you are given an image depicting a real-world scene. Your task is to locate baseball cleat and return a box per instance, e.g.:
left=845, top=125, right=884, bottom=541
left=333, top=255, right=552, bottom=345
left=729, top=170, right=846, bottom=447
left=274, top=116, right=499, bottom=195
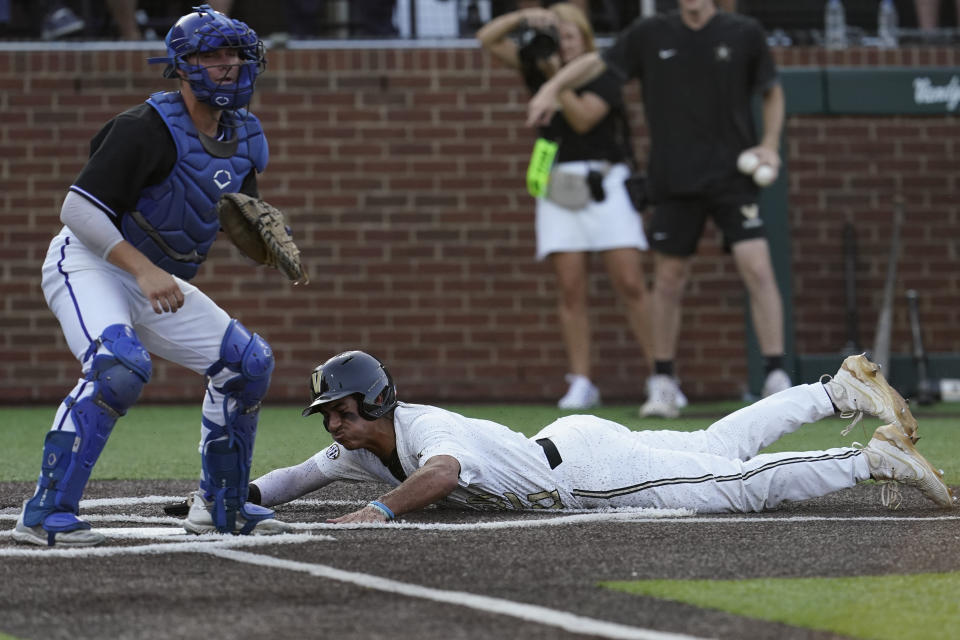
left=183, top=491, right=292, bottom=535
left=860, top=424, right=953, bottom=508
left=11, top=502, right=105, bottom=547
left=821, top=353, right=919, bottom=443
left=640, top=374, right=682, bottom=419
left=557, top=374, right=600, bottom=410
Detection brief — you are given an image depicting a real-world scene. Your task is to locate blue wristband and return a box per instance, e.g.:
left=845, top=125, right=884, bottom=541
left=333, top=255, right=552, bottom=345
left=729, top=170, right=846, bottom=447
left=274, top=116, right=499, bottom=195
left=368, top=500, right=395, bottom=520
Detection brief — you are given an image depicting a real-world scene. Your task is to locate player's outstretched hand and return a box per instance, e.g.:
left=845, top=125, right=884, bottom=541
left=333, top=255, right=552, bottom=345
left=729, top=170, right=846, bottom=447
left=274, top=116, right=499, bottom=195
left=137, top=265, right=184, bottom=314
left=326, top=505, right=390, bottom=524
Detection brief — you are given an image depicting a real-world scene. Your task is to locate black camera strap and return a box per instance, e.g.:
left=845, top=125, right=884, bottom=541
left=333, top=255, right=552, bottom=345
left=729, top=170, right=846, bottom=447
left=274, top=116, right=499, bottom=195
left=613, top=105, right=650, bottom=211
left=613, top=105, right=640, bottom=171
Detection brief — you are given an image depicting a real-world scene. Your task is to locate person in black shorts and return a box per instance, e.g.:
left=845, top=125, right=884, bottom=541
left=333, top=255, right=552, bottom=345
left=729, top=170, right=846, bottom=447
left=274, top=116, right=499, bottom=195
left=527, top=0, right=788, bottom=417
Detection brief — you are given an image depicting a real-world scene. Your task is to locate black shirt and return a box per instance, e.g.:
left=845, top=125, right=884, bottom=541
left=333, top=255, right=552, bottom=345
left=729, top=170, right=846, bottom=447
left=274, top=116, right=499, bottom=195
left=73, top=102, right=259, bottom=225
left=603, top=11, right=778, bottom=200
left=539, top=68, right=628, bottom=164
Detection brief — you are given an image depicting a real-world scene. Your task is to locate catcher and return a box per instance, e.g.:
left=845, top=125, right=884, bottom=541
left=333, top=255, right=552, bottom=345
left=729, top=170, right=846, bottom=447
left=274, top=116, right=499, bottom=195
left=13, top=5, right=299, bottom=547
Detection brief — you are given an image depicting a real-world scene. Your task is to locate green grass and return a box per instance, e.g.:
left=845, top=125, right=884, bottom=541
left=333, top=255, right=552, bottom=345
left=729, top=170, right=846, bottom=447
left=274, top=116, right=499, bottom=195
left=4, top=402, right=959, bottom=640
left=602, top=573, right=960, bottom=640
left=2, top=402, right=958, bottom=483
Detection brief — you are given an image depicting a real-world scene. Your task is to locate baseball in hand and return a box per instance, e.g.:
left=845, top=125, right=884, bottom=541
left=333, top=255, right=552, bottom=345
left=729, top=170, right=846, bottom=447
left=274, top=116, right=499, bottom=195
left=753, top=164, right=777, bottom=187
left=737, top=151, right=760, bottom=175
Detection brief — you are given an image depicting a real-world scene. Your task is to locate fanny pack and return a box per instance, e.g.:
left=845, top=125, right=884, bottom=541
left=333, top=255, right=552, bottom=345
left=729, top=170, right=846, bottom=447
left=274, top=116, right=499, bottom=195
left=546, top=168, right=591, bottom=210
left=547, top=162, right=610, bottom=211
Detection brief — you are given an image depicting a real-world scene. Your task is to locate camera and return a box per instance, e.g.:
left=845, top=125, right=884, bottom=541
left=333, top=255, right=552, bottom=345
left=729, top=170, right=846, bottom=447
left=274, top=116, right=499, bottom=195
left=516, top=24, right=558, bottom=63
left=513, top=23, right=559, bottom=92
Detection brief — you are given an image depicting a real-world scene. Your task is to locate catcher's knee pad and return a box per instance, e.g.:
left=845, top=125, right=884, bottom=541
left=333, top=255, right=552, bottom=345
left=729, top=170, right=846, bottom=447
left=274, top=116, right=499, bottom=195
left=200, top=319, right=273, bottom=532
left=207, top=319, right=274, bottom=410
left=23, top=324, right=151, bottom=527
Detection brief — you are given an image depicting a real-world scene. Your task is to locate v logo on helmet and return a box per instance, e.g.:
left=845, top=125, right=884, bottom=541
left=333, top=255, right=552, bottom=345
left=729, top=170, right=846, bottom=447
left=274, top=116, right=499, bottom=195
left=312, top=370, right=323, bottom=394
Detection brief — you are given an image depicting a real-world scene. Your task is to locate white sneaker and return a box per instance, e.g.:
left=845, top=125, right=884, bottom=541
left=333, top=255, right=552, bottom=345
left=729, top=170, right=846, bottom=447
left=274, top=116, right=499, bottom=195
left=822, top=353, right=918, bottom=443
left=183, top=491, right=293, bottom=535
left=640, top=374, right=681, bottom=418
left=11, top=502, right=105, bottom=548
left=557, top=374, right=600, bottom=410
left=860, top=424, right=953, bottom=508
left=762, top=368, right=792, bottom=398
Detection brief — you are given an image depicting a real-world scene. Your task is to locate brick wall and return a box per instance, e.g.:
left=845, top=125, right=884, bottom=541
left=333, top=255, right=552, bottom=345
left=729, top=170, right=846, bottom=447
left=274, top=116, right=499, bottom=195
left=1, top=45, right=958, bottom=405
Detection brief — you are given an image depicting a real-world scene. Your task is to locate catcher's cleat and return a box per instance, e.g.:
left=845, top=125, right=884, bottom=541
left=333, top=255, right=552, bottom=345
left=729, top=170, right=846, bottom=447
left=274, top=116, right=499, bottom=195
left=183, top=491, right=292, bottom=536
left=821, top=353, right=919, bottom=443
left=859, top=424, right=953, bottom=508
left=163, top=500, right=190, bottom=517
left=11, top=502, right=105, bottom=548
left=640, top=374, right=682, bottom=419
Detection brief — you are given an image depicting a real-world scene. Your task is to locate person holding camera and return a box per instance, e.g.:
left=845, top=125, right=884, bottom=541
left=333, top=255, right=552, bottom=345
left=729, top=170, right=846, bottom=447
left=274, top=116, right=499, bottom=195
left=477, top=3, right=653, bottom=410
left=527, top=0, right=789, bottom=418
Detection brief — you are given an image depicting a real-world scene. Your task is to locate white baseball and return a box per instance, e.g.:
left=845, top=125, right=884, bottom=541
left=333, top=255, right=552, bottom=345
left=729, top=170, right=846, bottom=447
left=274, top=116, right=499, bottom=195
left=737, top=151, right=760, bottom=175
left=753, top=164, right=776, bottom=187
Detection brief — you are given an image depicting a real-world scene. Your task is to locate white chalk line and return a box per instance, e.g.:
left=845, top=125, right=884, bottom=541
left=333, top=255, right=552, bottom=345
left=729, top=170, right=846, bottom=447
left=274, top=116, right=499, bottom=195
left=208, top=547, right=708, bottom=640
left=72, top=496, right=368, bottom=509
left=0, top=532, right=325, bottom=558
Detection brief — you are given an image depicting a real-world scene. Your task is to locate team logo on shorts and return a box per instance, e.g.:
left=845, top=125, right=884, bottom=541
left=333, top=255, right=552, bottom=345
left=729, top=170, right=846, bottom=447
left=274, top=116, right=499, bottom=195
left=325, top=444, right=340, bottom=460
left=740, top=203, right=763, bottom=229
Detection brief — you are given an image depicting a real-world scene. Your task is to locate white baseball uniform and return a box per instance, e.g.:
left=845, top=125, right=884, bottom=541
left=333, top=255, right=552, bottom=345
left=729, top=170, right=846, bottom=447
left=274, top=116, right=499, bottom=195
left=254, top=383, right=871, bottom=514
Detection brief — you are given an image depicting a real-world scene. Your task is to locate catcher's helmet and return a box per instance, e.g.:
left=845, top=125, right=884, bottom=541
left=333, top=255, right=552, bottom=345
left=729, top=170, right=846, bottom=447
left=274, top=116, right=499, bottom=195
left=302, top=351, right=398, bottom=421
left=148, top=4, right=264, bottom=110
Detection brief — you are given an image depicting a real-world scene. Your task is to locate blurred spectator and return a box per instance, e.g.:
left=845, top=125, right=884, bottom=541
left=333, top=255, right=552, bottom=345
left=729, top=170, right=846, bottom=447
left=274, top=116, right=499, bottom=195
left=41, top=2, right=84, bottom=40
left=283, top=0, right=322, bottom=38
left=915, top=0, right=960, bottom=30
left=479, top=3, right=656, bottom=409
left=0, top=0, right=11, bottom=30
left=105, top=0, right=140, bottom=40
left=351, top=0, right=397, bottom=37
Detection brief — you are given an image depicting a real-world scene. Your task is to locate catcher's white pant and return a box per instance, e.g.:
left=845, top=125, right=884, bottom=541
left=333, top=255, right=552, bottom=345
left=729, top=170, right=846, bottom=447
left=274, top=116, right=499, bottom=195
left=536, top=383, right=871, bottom=512
left=42, top=228, right=233, bottom=434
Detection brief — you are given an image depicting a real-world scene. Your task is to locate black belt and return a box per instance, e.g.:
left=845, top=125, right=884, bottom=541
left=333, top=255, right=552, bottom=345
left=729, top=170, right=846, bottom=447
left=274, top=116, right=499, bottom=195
left=536, top=437, right=563, bottom=469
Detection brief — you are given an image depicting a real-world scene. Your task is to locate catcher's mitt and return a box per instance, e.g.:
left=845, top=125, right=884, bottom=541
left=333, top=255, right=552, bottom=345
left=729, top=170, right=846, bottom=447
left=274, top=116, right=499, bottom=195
left=216, top=192, right=309, bottom=284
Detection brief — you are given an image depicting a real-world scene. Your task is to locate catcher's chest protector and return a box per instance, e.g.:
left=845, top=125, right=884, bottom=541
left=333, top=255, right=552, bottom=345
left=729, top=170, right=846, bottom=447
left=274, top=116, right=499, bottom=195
left=120, top=92, right=268, bottom=280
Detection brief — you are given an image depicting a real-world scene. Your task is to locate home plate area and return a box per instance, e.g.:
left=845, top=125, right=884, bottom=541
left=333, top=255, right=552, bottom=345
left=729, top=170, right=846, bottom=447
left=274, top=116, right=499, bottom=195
left=0, top=479, right=958, bottom=640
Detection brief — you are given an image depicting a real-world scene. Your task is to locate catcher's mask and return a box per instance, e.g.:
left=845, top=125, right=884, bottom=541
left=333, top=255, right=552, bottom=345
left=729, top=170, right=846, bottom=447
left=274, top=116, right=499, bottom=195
left=302, top=351, right=398, bottom=427
left=148, top=4, right=264, bottom=111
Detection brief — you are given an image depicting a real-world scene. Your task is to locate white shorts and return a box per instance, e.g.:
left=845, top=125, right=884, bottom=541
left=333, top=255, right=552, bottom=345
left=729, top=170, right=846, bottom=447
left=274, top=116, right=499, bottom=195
left=41, top=227, right=231, bottom=373
left=535, top=162, right=648, bottom=261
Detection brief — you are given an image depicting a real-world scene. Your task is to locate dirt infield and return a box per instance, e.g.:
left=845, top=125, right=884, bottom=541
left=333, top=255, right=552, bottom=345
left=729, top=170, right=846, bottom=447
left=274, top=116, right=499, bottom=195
left=1, top=479, right=958, bottom=640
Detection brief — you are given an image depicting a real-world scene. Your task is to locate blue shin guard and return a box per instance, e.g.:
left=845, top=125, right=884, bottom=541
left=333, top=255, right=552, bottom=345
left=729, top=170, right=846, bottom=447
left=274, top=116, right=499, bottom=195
left=22, top=324, right=151, bottom=530
left=200, top=319, right=273, bottom=533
